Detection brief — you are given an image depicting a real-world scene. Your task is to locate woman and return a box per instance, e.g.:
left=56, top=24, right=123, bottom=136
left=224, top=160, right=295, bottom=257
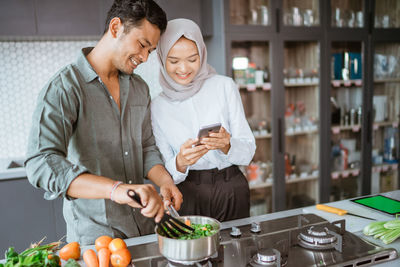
left=151, top=18, right=256, bottom=221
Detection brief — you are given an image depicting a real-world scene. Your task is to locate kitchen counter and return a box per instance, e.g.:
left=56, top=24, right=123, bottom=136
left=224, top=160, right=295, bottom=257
left=2, top=191, right=399, bottom=266
left=0, top=158, right=26, bottom=180
left=116, top=190, right=400, bottom=266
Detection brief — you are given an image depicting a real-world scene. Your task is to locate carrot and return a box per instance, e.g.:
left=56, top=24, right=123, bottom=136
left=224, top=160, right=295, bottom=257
left=83, top=249, right=99, bottom=267
left=98, top=247, right=111, bottom=267
left=185, top=219, right=191, bottom=226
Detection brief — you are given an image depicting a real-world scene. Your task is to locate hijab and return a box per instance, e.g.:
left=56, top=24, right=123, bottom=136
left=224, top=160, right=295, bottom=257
left=157, top=18, right=216, bottom=101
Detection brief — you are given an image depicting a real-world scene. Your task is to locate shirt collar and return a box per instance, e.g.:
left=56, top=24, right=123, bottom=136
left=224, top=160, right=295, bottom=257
left=75, top=47, right=99, bottom=83
left=76, top=47, right=131, bottom=83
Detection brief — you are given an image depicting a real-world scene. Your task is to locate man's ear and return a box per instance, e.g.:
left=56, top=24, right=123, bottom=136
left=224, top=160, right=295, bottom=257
left=108, top=17, right=123, bottom=38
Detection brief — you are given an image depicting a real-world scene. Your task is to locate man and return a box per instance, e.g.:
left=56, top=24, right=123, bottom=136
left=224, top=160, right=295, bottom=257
left=25, top=0, right=182, bottom=245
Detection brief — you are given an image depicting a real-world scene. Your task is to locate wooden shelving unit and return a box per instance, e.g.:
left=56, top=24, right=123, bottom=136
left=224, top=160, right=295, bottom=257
left=205, top=0, right=400, bottom=213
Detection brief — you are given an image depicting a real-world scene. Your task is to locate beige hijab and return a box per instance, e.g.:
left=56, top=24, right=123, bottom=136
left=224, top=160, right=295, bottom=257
left=157, top=18, right=216, bottom=101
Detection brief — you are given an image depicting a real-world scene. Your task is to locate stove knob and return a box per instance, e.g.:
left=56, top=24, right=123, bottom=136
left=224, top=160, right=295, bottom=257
left=250, top=222, right=261, bottom=233
left=230, top=226, right=242, bottom=237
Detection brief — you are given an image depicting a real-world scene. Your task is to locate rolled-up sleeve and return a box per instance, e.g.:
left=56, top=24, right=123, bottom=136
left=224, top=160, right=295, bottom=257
left=24, top=78, right=88, bottom=200
left=142, top=94, right=164, bottom=177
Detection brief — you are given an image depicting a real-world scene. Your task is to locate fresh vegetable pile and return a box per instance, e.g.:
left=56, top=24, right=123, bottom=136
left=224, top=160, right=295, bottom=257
left=0, top=239, right=62, bottom=267
left=172, top=223, right=217, bottom=240
left=0, top=235, right=131, bottom=267
left=363, top=216, right=400, bottom=244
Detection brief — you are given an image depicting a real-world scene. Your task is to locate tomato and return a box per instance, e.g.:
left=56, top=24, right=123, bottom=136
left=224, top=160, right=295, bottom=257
left=110, top=248, right=131, bottom=267
left=95, top=235, right=113, bottom=252
left=59, top=242, right=81, bottom=261
left=108, top=238, right=127, bottom=254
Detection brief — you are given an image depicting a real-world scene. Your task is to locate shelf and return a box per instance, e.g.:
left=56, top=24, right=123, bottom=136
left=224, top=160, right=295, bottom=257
left=286, top=129, right=318, bottom=136
left=373, top=121, right=399, bottom=130
left=239, top=83, right=271, bottom=91
left=372, top=163, right=398, bottom=173
left=332, top=121, right=399, bottom=134
left=284, top=81, right=319, bottom=87
left=331, top=125, right=361, bottom=134
left=374, top=78, right=400, bottom=83
left=253, top=129, right=318, bottom=139
left=331, top=169, right=360, bottom=179
left=239, top=81, right=319, bottom=91
left=331, top=79, right=362, bottom=87
left=254, top=133, right=272, bottom=139
left=249, top=175, right=319, bottom=190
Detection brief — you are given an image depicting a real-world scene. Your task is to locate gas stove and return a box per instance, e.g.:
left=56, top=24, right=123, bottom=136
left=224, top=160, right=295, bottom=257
left=129, top=214, right=398, bottom=267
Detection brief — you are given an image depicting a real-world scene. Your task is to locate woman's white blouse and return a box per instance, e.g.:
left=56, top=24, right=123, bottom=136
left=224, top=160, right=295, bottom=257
left=151, top=75, right=256, bottom=184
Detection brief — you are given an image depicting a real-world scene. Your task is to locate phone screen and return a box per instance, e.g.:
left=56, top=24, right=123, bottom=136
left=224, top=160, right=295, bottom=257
left=351, top=195, right=400, bottom=215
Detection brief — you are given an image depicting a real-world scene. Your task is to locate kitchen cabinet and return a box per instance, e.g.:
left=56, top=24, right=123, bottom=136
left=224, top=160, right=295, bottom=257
left=206, top=0, right=400, bottom=214
left=0, top=177, right=65, bottom=254
left=0, top=0, right=212, bottom=37
left=35, top=0, right=103, bottom=36
left=155, top=0, right=213, bottom=37
left=0, top=0, right=36, bottom=35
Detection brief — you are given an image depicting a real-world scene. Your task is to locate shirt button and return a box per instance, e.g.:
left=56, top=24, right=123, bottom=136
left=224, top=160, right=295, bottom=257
left=110, top=96, right=113, bottom=99
left=124, top=151, right=128, bottom=156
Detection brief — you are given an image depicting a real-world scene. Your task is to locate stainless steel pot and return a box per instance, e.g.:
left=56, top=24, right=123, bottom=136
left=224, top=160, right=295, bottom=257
left=156, top=215, right=221, bottom=264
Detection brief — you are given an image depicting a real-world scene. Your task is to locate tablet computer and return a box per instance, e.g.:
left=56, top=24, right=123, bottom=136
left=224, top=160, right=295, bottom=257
left=351, top=195, right=400, bottom=216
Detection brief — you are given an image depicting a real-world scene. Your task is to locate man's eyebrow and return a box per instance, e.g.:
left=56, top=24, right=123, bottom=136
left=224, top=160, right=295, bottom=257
left=143, top=39, right=152, bottom=47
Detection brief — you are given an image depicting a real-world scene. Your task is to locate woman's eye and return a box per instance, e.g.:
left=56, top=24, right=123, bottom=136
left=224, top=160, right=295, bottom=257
left=139, top=42, right=145, bottom=48
left=188, top=59, right=197, bottom=63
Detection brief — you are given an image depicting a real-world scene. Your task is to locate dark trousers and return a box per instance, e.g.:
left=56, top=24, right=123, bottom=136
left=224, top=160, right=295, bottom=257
left=177, top=165, right=250, bottom=222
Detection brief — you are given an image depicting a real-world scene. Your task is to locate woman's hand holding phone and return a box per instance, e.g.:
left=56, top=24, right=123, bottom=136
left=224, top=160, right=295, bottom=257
left=200, top=127, right=231, bottom=154
left=176, top=138, right=209, bottom=173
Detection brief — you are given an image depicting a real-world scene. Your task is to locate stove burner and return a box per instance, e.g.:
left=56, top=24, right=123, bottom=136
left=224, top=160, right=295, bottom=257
left=167, top=259, right=211, bottom=267
left=298, top=226, right=337, bottom=250
left=167, top=258, right=211, bottom=266
left=249, top=248, right=287, bottom=266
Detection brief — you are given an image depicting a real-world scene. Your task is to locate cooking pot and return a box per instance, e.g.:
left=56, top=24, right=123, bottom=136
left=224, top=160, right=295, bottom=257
left=155, top=215, right=221, bottom=264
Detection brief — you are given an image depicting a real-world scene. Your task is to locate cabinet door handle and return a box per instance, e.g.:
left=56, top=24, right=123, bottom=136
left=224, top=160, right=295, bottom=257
left=367, top=110, right=371, bottom=145
left=276, top=8, right=280, bottom=33
left=278, top=118, right=283, bottom=153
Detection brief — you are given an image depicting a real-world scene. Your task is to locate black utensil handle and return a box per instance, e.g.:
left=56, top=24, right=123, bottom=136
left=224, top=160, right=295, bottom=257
left=127, top=189, right=143, bottom=207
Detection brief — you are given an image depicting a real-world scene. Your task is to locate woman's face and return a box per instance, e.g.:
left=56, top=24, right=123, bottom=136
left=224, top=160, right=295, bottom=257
left=166, top=37, right=201, bottom=85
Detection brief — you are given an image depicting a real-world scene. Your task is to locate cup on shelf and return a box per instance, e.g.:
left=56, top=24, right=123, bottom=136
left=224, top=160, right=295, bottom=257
left=248, top=8, right=258, bottom=25
left=259, top=5, right=269, bottom=25
left=347, top=10, right=355, bottom=28
left=303, top=9, right=314, bottom=26
left=356, top=11, right=363, bottom=27
left=292, top=7, right=303, bottom=26
left=333, top=8, right=344, bottom=27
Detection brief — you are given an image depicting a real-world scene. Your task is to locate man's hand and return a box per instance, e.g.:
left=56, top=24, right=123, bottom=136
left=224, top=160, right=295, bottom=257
left=113, top=183, right=164, bottom=223
left=176, top=139, right=209, bottom=172
left=159, top=181, right=183, bottom=211
left=201, top=127, right=231, bottom=154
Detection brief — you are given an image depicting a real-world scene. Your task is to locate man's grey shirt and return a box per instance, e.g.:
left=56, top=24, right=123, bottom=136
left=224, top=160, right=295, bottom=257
left=25, top=47, right=164, bottom=245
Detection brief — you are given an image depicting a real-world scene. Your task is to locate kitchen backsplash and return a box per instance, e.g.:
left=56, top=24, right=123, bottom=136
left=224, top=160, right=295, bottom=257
left=0, top=40, right=162, bottom=161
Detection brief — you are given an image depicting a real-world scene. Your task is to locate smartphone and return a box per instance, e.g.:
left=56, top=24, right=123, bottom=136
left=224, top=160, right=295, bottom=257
left=196, top=123, right=222, bottom=144
left=351, top=195, right=400, bottom=216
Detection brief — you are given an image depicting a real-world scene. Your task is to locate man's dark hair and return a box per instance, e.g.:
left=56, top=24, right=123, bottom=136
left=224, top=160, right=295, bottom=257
left=104, top=0, right=167, bottom=34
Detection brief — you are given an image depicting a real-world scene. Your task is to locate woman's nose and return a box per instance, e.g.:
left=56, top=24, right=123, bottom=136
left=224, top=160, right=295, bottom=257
left=177, top=62, right=187, bottom=72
